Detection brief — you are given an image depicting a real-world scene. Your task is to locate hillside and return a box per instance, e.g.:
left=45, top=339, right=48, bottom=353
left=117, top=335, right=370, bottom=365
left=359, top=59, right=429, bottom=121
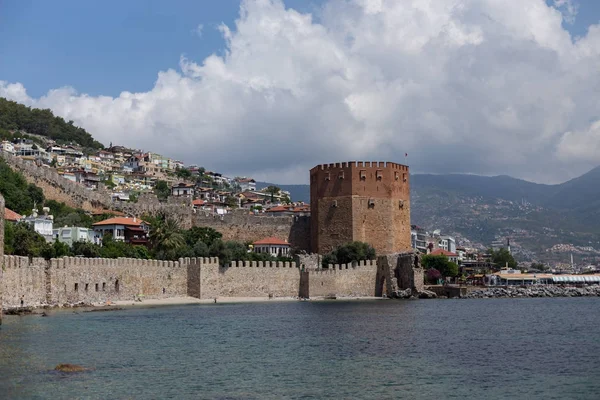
left=0, top=97, right=104, bottom=149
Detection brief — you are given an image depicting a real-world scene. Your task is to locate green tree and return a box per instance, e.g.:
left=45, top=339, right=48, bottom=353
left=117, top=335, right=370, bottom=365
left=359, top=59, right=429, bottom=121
left=71, top=240, right=101, bottom=257
left=421, top=254, right=459, bottom=278
left=192, top=240, right=210, bottom=257
left=422, top=254, right=450, bottom=271
left=175, top=168, right=192, bottom=179
left=264, top=185, right=281, bottom=202
left=183, top=226, right=222, bottom=248
left=4, top=222, right=51, bottom=257
left=154, top=180, right=171, bottom=201
left=149, top=216, right=185, bottom=260
left=0, top=97, right=104, bottom=148
left=446, top=261, right=459, bottom=278
left=489, top=248, right=517, bottom=270
left=322, top=241, right=376, bottom=267
left=0, top=159, right=45, bottom=214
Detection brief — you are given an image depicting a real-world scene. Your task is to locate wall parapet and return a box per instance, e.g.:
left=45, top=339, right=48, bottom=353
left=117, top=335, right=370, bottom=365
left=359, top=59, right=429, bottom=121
left=228, top=260, right=298, bottom=268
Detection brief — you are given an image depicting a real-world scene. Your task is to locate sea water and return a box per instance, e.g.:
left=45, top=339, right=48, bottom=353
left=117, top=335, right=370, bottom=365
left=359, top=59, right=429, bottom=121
left=1, top=298, right=599, bottom=399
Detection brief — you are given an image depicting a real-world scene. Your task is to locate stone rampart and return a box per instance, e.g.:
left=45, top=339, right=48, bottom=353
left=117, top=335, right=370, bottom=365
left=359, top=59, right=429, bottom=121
left=0, top=152, right=112, bottom=211
left=219, top=260, right=301, bottom=298
left=2, top=251, right=422, bottom=309
left=1, top=255, right=187, bottom=307
left=306, top=260, right=379, bottom=298
left=1, top=256, right=48, bottom=307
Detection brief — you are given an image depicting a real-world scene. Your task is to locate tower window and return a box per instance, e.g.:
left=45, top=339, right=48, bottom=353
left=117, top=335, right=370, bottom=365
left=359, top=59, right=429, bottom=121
left=359, top=170, right=366, bottom=180
left=332, top=200, right=338, bottom=208
left=325, top=172, right=330, bottom=181
left=376, top=170, right=383, bottom=180
left=338, top=171, right=344, bottom=179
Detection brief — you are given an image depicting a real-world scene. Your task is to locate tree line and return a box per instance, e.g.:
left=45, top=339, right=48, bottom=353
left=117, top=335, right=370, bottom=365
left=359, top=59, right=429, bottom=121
left=0, top=97, right=103, bottom=149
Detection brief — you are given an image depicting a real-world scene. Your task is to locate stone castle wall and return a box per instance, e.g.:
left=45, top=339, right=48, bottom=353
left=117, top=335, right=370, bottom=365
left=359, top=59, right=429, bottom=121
left=1, top=255, right=188, bottom=307
left=305, top=260, right=379, bottom=298
left=0, top=152, right=112, bottom=211
left=192, top=211, right=311, bottom=251
left=1, top=252, right=407, bottom=308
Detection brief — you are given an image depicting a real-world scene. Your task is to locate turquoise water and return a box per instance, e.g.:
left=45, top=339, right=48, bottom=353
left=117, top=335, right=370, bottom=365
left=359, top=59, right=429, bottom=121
left=1, top=298, right=599, bottom=399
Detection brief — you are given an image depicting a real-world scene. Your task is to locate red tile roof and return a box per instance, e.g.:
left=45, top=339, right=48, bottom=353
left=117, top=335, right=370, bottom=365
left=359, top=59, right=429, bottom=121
left=192, top=199, right=205, bottom=206
left=253, top=237, right=290, bottom=246
left=265, top=205, right=289, bottom=213
left=4, top=207, right=22, bottom=222
left=430, top=249, right=458, bottom=257
left=92, top=217, right=147, bottom=227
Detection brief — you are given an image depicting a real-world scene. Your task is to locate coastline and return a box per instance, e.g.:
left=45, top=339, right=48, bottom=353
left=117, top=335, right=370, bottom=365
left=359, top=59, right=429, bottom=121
left=2, top=295, right=384, bottom=316
left=4, top=286, right=600, bottom=317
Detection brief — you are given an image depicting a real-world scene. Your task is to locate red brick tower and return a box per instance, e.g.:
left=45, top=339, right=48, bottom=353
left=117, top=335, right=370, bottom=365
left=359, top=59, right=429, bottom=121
left=310, top=161, right=410, bottom=255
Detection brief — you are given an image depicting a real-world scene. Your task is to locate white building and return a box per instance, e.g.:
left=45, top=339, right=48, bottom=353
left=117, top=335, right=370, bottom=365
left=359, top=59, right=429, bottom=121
left=22, top=210, right=54, bottom=242
left=171, top=183, right=195, bottom=197
left=251, top=237, right=291, bottom=257
left=236, top=178, right=256, bottom=192
left=438, top=236, right=456, bottom=253
left=53, top=226, right=98, bottom=246
left=1, top=140, right=15, bottom=154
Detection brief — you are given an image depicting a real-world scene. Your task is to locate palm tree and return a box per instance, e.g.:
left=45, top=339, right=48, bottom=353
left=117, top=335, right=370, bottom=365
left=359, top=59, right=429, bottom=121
left=265, top=185, right=281, bottom=203
left=149, top=216, right=185, bottom=257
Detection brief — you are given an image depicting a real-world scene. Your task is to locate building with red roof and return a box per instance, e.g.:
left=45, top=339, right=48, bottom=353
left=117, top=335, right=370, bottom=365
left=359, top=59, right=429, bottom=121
left=92, top=216, right=149, bottom=245
left=4, top=207, right=22, bottom=223
left=429, top=248, right=458, bottom=263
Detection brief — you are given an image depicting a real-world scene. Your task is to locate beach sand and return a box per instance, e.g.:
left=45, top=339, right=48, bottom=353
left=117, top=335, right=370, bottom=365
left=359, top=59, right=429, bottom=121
left=97, top=295, right=381, bottom=308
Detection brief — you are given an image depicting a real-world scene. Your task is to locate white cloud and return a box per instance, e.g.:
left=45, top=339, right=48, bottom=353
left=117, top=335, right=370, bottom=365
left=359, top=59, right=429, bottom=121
left=193, top=23, right=204, bottom=38
left=1, top=0, right=600, bottom=184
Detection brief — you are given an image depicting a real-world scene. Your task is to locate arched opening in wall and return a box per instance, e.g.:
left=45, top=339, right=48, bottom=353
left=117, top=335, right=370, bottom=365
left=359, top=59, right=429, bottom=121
left=74, top=283, right=78, bottom=292
left=95, top=283, right=99, bottom=292
left=102, top=282, right=106, bottom=291
left=115, top=279, right=120, bottom=293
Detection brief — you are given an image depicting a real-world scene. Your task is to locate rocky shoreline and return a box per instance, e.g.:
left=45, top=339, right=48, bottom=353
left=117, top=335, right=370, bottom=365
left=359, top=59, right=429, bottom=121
left=464, top=285, right=600, bottom=299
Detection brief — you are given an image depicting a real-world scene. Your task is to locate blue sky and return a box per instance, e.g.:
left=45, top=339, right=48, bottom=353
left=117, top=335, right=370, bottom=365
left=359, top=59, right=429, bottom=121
left=2, top=0, right=600, bottom=184
left=1, top=0, right=595, bottom=99
left=0, top=0, right=325, bottom=98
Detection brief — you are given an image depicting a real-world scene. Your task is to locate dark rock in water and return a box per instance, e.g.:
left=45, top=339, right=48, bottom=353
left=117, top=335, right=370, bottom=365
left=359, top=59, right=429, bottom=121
left=4, top=307, right=33, bottom=316
left=40, top=312, right=48, bottom=317
left=84, top=308, right=124, bottom=313
left=418, top=290, right=438, bottom=299
left=54, top=364, right=89, bottom=373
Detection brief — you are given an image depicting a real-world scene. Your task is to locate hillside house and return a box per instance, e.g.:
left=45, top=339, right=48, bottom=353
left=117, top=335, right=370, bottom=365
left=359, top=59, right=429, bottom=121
left=430, top=249, right=459, bottom=264
left=92, top=217, right=149, bottom=245
left=171, top=183, right=195, bottom=197
left=252, top=237, right=291, bottom=257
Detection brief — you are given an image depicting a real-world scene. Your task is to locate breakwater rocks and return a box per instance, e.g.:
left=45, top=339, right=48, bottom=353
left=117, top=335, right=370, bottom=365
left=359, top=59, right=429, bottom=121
left=465, top=285, right=600, bottom=299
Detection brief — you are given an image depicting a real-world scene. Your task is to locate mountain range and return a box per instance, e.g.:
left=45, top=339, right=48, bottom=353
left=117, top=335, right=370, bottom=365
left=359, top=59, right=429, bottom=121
left=258, top=166, right=600, bottom=263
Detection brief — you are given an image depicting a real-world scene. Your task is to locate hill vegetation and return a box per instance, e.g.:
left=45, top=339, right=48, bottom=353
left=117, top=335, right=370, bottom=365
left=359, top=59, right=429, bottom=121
left=0, top=97, right=103, bottom=149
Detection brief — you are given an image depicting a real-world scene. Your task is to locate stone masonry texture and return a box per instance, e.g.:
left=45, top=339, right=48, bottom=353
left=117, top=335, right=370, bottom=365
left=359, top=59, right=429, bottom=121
left=1, top=252, right=422, bottom=308
left=310, top=161, right=411, bottom=255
